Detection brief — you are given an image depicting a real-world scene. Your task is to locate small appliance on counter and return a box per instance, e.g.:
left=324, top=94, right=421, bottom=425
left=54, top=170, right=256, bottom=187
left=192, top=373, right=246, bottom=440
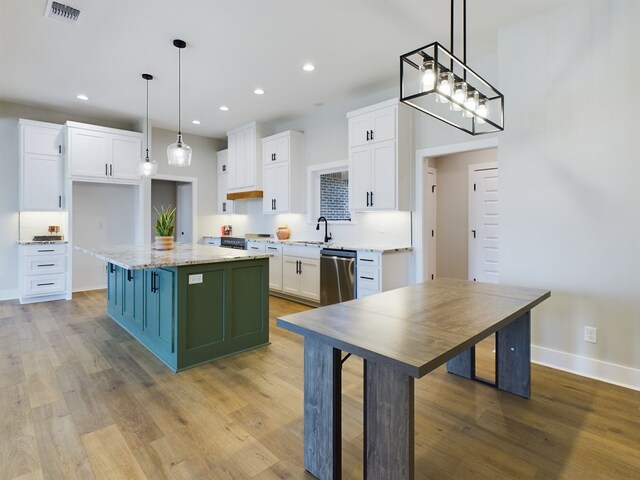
left=276, top=225, right=290, bottom=240
left=221, top=225, right=232, bottom=236
left=219, top=236, right=246, bottom=250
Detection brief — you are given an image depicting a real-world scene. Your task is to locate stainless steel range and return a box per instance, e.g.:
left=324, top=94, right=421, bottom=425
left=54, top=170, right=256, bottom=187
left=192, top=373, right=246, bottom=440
left=219, top=236, right=246, bottom=250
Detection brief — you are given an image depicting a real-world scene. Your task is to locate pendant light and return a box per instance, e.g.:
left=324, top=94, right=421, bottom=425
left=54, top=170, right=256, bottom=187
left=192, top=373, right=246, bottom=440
left=167, top=39, right=192, bottom=166
left=140, top=73, right=158, bottom=176
left=400, top=0, right=504, bottom=135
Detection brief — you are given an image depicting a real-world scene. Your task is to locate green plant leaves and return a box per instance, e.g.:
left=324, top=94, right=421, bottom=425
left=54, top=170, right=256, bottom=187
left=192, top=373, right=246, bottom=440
left=154, top=205, right=176, bottom=237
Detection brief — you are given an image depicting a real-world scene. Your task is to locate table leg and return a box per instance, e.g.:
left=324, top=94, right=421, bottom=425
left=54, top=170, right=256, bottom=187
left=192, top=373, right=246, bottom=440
left=496, top=311, right=531, bottom=398
left=446, top=346, right=475, bottom=379
left=304, top=337, right=342, bottom=479
left=364, top=360, right=415, bottom=480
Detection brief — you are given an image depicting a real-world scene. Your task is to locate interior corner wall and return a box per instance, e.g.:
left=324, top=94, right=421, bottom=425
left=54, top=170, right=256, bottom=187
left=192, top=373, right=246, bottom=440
left=498, top=1, right=640, bottom=386
left=434, top=148, right=497, bottom=280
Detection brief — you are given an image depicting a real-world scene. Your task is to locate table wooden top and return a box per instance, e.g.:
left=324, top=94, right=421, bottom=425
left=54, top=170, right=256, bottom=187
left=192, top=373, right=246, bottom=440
left=276, top=278, right=550, bottom=378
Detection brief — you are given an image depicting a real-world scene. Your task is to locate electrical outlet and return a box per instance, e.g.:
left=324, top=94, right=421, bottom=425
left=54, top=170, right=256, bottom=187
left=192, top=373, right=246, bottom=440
left=584, top=326, right=597, bottom=344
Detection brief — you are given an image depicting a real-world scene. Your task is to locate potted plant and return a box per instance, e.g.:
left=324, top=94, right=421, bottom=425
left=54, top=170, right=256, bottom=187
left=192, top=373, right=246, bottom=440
left=154, top=205, right=176, bottom=250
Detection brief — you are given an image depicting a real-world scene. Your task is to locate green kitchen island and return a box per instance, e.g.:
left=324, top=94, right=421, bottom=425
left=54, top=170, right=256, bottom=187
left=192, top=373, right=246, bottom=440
left=76, top=243, right=270, bottom=372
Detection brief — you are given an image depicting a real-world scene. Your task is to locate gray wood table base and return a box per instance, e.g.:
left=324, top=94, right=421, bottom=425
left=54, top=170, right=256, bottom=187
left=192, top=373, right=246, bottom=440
left=446, top=311, right=531, bottom=398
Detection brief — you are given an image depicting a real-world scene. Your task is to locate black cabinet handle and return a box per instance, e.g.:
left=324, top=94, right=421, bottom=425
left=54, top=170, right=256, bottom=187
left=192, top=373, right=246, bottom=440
left=366, top=192, right=370, bottom=207
left=222, top=202, right=226, bottom=212
left=370, top=130, right=374, bottom=140
left=472, top=230, right=476, bottom=238
left=105, top=163, right=108, bottom=176
left=274, top=199, right=277, bottom=210
left=127, top=270, right=132, bottom=282
left=37, top=264, right=55, bottom=267
left=109, top=263, right=115, bottom=273
left=366, top=130, right=370, bottom=141
left=360, top=276, right=375, bottom=281
left=37, top=282, right=55, bottom=286
left=110, top=164, right=113, bottom=176
left=370, top=191, right=374, bottom=207
left=222, top=164, right=226, bottom=172
left=360, top=258, right=374, bottom=262
left=58, top=195, right=62, bottom=208
left=37, top=249, right=55, bottom=253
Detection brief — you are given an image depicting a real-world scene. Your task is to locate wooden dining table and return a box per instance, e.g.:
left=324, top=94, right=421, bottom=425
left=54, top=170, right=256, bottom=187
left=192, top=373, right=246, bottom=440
left=276, top=277, right=551, bottom=480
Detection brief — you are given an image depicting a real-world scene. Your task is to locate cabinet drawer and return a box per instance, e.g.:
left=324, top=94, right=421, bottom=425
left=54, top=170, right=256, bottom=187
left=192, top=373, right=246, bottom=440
left=23, top=274, right=66, bottom=296
left=357, top=266, right=380, bottom=291
left=23, top=244, right=66, bottom=256
left=357, top=287, right=379, bottom=299
left=24, top=255, right=66, bottom=275
left=357, top=251, right=380, bottom=267
left=266, top=244, right=283, bottom=254
left=282, top=245, right=320, bottom=260
left=246, top=242, right=266, bottom=253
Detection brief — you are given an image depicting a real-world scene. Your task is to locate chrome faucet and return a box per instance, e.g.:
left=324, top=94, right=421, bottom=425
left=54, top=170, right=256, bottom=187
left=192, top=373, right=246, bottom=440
left=316, top=216, right=332, bottom=243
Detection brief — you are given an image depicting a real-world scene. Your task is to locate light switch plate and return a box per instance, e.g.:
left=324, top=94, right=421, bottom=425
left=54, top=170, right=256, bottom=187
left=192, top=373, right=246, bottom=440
left=189, top=274, right=203, bottom=284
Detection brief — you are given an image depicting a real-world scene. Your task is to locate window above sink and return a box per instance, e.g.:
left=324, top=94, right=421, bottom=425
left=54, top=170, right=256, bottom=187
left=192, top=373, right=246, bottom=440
left=307, top=160, right=352, bottom=225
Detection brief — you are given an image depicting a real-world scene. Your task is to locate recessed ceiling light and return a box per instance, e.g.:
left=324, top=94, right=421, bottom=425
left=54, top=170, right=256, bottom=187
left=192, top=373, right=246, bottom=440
left=303, top=63, right=316, bottom=72
left=219, top=105, right=229, bottom=111
left=192, top=120, right=201, bottom=125
left=76, top=94, right=89, bottom=101
left=254, top=88, right=265, bottom=95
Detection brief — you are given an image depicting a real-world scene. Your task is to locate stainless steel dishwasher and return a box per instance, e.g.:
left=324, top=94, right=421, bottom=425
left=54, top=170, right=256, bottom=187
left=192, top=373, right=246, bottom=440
left=320, top=249, right=356, bottom=306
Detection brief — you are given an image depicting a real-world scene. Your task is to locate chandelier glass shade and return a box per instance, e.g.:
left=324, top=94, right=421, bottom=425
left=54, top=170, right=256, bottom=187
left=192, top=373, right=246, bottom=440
left=400, top=1, right=504, bottom=135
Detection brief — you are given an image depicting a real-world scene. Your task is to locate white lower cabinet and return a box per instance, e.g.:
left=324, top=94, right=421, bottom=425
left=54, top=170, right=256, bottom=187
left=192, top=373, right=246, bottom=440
left=356, top=250, right=410, bottom=298
left=19, top=243, right=70, bottom=304
left=266, top=244, right=283, bottom=291
left=280, top=245, right=320, bottom=302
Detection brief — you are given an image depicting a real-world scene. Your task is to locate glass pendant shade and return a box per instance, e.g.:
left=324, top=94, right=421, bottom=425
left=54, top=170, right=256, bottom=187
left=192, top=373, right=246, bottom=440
left=420, top=60, right=436, bottom=92
left=451, top=81, right=467, bottom=111
left=167, top=133, right=192, bottom=167
left=167, top=39, right=191, bottom=167
left=464, top=89, right=479, bottom=118
left=140, top=153, right=158, bottom=176
left=436, top=71, right=453, bottom=103
left=476, top=99, right=488, bottom=124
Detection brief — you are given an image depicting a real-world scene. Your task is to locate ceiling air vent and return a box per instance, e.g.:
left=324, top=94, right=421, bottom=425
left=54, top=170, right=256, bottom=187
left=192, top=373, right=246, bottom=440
left=44, top=0, right=81, bottom=23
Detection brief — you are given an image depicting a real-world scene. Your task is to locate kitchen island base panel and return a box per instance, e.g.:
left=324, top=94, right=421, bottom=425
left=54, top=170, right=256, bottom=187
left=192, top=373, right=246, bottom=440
left=364, top=360, right=415, bottom=480
left=303, top=337, right=342, bottom=480
left=446, top=311, right=531, bottom=398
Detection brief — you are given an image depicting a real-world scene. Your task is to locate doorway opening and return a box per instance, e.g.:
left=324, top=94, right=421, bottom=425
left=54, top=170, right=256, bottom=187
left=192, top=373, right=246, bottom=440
left=150, top=176, right=196, bottom=243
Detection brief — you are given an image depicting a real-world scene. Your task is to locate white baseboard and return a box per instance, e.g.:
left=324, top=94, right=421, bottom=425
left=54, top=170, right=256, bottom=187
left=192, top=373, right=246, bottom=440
left=0, top=289, right=18, bottom=302
left=532, top=345, right=640, bottom=391
left=73, top=285, right=106, bottom=293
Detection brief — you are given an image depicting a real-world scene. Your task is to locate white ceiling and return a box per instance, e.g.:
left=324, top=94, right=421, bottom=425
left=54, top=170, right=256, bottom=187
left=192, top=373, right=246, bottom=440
left=0, top=0, right=561, bottom=138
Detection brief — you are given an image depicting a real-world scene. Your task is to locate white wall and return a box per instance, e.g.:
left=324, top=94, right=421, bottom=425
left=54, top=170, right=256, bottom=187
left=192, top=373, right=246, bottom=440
left=497, top=1, right=640, bottom=386
left=151, top=179, right=177, bottom=240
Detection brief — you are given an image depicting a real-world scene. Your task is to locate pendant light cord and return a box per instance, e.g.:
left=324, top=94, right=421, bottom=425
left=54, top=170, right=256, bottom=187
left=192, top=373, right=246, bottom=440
left=146, top=77, right=150, bottom=159
left=178, top=46, right=182, bottom=136
left=450, top=0, right=454, bottom=70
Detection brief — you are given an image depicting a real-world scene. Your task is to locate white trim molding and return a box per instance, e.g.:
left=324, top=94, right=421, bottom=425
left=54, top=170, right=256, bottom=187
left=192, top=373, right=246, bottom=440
left=532, top=345, right=640, bottom=392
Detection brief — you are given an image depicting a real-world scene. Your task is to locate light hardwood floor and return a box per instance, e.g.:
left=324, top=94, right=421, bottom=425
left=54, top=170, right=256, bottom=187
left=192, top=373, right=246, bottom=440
left=0, top=291, right=638, bottom=479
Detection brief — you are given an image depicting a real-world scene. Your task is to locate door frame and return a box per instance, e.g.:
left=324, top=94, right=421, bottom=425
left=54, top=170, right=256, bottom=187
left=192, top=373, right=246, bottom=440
left=468, top=162, right=498, bottom=282
left=413, top=137, right=498, bottom=283
left=142, top=174, right=198, bottom=243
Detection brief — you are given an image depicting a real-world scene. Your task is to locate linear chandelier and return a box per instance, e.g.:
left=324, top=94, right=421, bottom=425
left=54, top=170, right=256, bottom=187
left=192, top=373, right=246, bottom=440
left=400, top=0, right=504, bottom=135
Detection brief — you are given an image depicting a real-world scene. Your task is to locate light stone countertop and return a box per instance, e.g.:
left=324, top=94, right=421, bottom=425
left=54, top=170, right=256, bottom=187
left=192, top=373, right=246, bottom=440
left=18, top=240, right=69, bottom=245
left=75, top=242, right=271, bottom=270
left=203, top=236, right=412, bottom=253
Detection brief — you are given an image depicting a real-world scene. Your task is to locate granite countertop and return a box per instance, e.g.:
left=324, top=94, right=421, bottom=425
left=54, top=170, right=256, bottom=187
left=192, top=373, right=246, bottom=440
left=75, top=243, right=271, bottom=270
left=18, top=240, right=69, bottom=245
left=202, top=235, right=412, bottom=253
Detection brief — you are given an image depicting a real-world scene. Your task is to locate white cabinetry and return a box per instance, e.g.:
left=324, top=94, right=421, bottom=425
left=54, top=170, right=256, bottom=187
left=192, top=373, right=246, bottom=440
left=65, top=121, right=142, bottom=184
left=356, top=250, right=411, bottom=298
left=265, top=244, right=283, bottom=291
left=19, top=243, right=70, bottom=304
left=19, top=119, right=64, bottom=211
left=216, top=150, right=234, bottom=214
left=282, top=245, right=320, bottom=302
left=262, top=131, right=305, bottom=214
left=347, top=99, right=411, bottom=211
left=227, top=122, right=271, bottom=194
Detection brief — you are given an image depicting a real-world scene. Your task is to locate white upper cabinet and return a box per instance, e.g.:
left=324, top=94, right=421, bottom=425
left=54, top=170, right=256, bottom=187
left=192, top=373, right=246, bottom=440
left=65, top=121, right=142, bottom=184
left=347, top=98, right=411, bottom=212
left=19, top=119, right=64, bottom=211
left=227, top=122, right=272, bottom=193
left=216, top=150, right=234, bottom=214
left=261, top=131, right=304, bottom=214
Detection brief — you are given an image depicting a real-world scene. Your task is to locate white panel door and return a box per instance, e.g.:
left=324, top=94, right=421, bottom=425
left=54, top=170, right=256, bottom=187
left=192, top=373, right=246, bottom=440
left=110, top=134, right=141, bottom=181
left=69, top=128, right=109, bottom=178
left=227, top=133, right=238, bottom=189
left=349, top=114, right=372, bottom=147
left=349, top=146, right=372, bottom=210
left=23, top=125, right=60, bottom=156
left=469, top=165, right=499, bottom=283
left=370, top=106, right=396, bottom=144
left=243, top=126, right=255, bottom=188
left=370, top=140, right=396, bottom=210
left=282, top=256, right=300, bottom=296
left=266, top=245, right=283, bottom=291
left=22, top=153, right=62, bottom=211
left=298, top=258, right=320, bottom=301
